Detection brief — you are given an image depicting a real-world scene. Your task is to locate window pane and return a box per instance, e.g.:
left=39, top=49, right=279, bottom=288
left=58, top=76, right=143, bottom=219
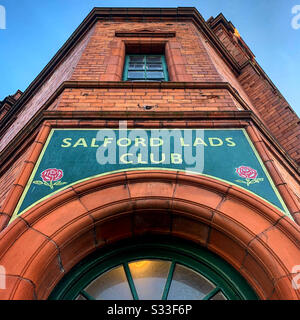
left=210, top=291, right=227, bottom=300
left=124, top=55, right=167, bottom=82
left=167, top=264, right=216, bottom=300
left=75, top=294, right=87, bottom=300
left=146, top=56, right=161, bottom=63
left=128, top=63, right=145, bottom=70
left=146, top=64, right=163, bottom=71
left=127, top=71, right=145, bottom=79
left=129, top=260, right=171, bottom=300
left=129, top=56, right=144, bottom=62
left=84, top=265, right=133, bottom=300
left=146, top=71, right=164, bottom=79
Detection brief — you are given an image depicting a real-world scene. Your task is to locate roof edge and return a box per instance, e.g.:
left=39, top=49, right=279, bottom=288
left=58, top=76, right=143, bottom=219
left=0, top=7, right=241, bottom=130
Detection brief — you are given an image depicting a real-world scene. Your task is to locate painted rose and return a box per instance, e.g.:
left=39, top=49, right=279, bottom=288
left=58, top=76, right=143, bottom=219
left=41, top=168, right=63, bottom=182
left=236, top=166, right=257, bottom=180
left=33, top=168, right=67, bottom=189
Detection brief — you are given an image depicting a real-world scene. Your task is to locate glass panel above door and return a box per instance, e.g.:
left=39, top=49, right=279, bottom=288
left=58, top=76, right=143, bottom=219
left=129, top=260, right=171, bottom=300
left=167, top=264, right=216, bottom=300
left=84, top=265, right=133, bottom=300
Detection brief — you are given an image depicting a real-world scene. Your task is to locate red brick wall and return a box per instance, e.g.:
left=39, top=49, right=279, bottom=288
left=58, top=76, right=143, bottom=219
left=213, top=25, right=250, bottom=66
left=199, top=28, right=262, bottom=115
left=238, top=64, right=300, bottom=164
left=210, top=22, right=300, bottom=165
left=52, top=20, right=242, bottom=112
left=53, top=87, right=238, bottom=111
left=0, top=143, right=33, bottom=210
left=70, top=21, right=223, bottom=82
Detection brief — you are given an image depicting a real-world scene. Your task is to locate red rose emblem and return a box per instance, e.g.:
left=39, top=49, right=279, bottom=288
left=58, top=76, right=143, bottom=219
left=236, top=166, right=257, bottom=179
left=41, top=168, right=63, bottom=182
left=33, top=168, right=67, bottom=189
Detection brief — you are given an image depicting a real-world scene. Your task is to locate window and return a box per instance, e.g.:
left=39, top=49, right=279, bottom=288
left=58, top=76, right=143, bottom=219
left=49, top=238, right=258, bottom=300
left=74, top=260, right=227, bottom=300
left=123, top=55, right=169, bottom=81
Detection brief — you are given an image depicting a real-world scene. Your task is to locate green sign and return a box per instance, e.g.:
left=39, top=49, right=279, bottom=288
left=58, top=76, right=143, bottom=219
left=11, top=128, right=290, bottom=223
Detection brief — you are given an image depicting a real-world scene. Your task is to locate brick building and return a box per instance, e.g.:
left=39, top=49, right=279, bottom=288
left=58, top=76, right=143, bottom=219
left=0, top=7, right=299, bottom=300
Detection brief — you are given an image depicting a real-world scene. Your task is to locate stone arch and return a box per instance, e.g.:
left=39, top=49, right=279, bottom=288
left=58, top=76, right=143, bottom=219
left=0, top=170, right=299, bottom=300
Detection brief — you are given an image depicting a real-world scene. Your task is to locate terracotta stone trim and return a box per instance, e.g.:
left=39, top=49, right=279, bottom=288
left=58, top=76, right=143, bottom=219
left=208, top=14, right=255, bottom=62
left=0, top=112, right=253, bottom=181
left=208, top=12, right=286, bottom=99
left=0, top=140, right=35, bottom=187
left=1, top=97, right=298, bottom=177
left=2, top=80, right=298, bottom=174
left=262, top=137, right=300, bottom=185
left=100, top=41, right=125, bottom=81
left=0, top=116, right=250, bottom=230
left=0, top=81, right=251, bottom=138
left=0, top=171, right=299, bottom=299
left=0, top=117, right=298, bottom=231
left=246, top=124, right=300, bottom=225
left=0, top=108, right=251, bottom=167
left=115, top=31, right=176, bottom=37
left=0, top=115, right=298, bottom=227
left=0, top=275, right=37, bottom=300
left=165, top=43, right=193, bottom=82
left=44, top=110, right=252, bottom=119
left=0, top=124, right=52, bottom=231
left=62, top=80, right=249, bottom=99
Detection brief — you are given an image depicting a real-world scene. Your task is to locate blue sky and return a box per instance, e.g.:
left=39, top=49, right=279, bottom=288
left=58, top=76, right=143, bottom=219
left=0, top=0, right=299, bottom=117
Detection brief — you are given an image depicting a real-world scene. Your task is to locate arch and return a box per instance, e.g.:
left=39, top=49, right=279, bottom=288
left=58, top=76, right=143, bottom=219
left=0, top=170, right=299, bottom=300
left=48, top=237, right=258, bottom=300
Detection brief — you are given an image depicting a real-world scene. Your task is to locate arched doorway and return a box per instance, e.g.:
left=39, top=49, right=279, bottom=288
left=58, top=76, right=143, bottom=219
left=49, top=237, right=258, bottom=300
left=0, top=170, right=299, bottom=300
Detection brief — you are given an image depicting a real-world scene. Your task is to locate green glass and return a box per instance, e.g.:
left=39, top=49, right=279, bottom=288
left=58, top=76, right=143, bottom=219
left=124, top=55, right=168, bottom=81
